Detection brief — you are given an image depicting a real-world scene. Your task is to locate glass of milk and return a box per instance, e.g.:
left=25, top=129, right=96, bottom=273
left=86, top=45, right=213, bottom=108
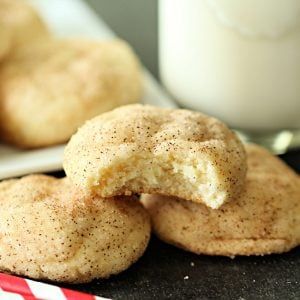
left=159, top=0, right=300, bottom=153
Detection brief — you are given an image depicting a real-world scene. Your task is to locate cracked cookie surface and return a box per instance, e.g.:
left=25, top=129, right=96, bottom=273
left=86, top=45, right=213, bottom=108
left=142, top=144, right=300, bottom=256
left=64, top=104, right=247, bottom=209
left=0, top=175, right=150, bottom=283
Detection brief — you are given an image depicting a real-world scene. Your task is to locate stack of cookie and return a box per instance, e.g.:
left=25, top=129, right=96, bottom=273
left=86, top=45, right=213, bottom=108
left=0, top=0, right=142, bottom=149
left=0, top=104, right=299, bottom=284
left=0, top=0, right=299, bottom=286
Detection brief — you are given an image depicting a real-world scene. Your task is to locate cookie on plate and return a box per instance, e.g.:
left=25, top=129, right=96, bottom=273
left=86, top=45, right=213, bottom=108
left=64, top=104, right=247, bottom=209
left=0, top=175, right=150, bottom=283
left=142, top=144, right=300, bottom=256
left=0, top=0, right=49, bottom=48
left=0, top=39, right=142, bottom=148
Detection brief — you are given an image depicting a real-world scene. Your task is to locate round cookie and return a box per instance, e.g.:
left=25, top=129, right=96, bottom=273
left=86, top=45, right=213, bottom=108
left=0, top=39, right=142, bottom=148
left=0, top=175, right=150, bottom=283
left=0, top=0, right=49, bottom=48
left=142, top=144, right=300, bottom=256
left=64, top=104, right=247, bottom=209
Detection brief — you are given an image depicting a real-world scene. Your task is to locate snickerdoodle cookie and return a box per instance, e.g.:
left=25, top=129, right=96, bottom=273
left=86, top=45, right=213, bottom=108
left=64, top=104, right=247, bottom=209
left=0, top=175, right=150, bottom=283
left=0, top=0, right=49, bottom=48
left=0, top=39, right=142, bottom=148
left=142, top=144, right=300, bottom=256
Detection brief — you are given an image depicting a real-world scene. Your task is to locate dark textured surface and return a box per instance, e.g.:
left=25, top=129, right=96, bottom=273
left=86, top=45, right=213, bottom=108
left=280, top=150, right=300, bottom=173
left=63, top=237, right=300, bottom=300
left=55, top=152, right=300, bottom=300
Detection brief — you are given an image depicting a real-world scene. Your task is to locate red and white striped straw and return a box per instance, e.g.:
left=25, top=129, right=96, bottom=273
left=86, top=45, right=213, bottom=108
left=0, top=273, right=110, bottom=300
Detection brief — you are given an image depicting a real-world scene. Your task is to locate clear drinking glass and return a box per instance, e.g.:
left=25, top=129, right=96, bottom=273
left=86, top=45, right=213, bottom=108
left=159, top=0, right=300, bottom=153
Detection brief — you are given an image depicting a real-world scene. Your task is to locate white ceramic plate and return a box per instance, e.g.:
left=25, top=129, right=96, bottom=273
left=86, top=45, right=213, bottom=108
left=0, top=0, right=176, bottom=180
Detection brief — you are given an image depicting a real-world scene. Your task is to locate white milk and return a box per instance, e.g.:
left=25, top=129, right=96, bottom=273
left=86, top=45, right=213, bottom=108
left=159, top=0, right=300, bottom=131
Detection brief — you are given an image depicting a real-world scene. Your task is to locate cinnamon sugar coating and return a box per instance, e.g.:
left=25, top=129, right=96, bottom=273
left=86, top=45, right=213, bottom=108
left=64, top=104, right=247, bottom=209
left=142, top=144, right=300, bottom=256
left=0, top=175, right=150, bottom=283
left=0, top=39, right=142, bottom=148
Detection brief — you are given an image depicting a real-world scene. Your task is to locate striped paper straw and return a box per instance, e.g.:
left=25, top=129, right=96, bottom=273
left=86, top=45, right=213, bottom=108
left=0, top=273, right=110, bottom=300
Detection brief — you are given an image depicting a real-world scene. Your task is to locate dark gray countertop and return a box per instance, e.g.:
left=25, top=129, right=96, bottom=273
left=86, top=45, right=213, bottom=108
left=65, top=236, right=300, bottom=300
